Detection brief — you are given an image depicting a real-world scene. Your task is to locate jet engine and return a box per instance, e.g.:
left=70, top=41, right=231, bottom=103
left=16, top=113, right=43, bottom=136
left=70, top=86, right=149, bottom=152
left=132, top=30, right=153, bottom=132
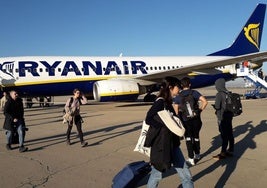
left=93, top=79, right=141, bottom=102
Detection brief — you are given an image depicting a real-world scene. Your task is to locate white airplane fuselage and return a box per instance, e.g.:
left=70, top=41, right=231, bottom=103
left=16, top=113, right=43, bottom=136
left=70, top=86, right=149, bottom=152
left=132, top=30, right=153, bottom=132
left=0, top=56, right=237, bottom=93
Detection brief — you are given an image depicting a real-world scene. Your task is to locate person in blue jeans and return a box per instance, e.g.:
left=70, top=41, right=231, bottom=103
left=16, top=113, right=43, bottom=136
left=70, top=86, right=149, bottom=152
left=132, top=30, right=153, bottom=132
left=144, top=77, right=194, bottom=188
left=3, top=90, right=28, bottom=152
left=148, top=147, right=194, bottom=188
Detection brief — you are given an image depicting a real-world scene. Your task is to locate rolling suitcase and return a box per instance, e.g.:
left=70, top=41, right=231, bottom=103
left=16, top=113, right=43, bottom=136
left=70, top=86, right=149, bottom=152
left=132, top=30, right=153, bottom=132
left=112, top=161, right=151, bottom=188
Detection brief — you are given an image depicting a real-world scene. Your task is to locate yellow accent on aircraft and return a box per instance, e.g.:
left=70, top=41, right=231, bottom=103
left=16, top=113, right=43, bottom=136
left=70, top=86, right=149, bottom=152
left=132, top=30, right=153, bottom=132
left=244, top=23, right=260, bottom=49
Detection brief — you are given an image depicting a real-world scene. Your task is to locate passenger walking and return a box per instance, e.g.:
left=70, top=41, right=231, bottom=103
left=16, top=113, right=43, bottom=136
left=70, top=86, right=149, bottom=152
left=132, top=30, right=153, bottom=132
left=144, top=76, right=194, bottom=188
left=3, top=90, right=28, bottom=152
left=258, top=68, right=264, bottom=79
left=65, top=88, right=88, bottom=147
left=173, top=77, right=208, bottom=166
left=212, top=78, right=234, bottom=160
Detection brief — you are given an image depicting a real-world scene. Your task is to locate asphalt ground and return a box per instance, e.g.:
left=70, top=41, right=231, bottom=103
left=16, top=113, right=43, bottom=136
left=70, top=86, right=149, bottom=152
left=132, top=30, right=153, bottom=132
left=0, top=87, right=266, bottom=188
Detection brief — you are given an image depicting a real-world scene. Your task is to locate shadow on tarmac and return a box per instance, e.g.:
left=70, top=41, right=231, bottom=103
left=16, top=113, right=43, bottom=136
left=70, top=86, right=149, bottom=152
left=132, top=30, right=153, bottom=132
left=193, top=119, right=267, bottom=187
left=137, top=119, right=267, bottom=187
left=83, top=121, right=142, bottom=147
left=24, top=121, right=143, bottom=151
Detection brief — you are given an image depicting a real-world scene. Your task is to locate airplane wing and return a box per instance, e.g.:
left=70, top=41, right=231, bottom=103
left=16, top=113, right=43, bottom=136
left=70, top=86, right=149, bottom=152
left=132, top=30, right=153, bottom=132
left=136, top=51, right=267, bottom=82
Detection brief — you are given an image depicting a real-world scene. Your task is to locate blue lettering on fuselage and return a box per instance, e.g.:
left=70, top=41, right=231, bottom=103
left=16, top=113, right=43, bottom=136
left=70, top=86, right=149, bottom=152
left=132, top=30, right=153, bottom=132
left=82, top=61, right=102, bottom=75
left=40, top=61, right=61, bottom=76
left=62, top=61, right=82, bottom=76
left=104, top=61, right=122, bottom=75
left=19, top=61, right=40, bottom=77
left=131, top=61, right=147, bottom=74
left=16, top=60, right=148, bottom=77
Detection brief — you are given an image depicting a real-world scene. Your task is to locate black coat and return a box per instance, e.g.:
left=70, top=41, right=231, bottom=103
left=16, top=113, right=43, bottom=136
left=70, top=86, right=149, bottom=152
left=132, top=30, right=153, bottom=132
left=3, top=97, right=24, bottom=131
left=144, top=98, right=180, bottom=172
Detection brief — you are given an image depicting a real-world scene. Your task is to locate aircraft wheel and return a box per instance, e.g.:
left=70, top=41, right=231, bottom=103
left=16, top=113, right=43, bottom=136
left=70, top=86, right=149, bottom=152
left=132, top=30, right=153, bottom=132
left=144, top=94, right=157, bottom=102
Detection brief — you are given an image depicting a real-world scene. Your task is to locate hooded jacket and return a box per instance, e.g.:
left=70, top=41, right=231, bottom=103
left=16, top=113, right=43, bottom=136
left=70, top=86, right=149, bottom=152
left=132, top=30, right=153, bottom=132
left=214, top=78, right=233, bottom=121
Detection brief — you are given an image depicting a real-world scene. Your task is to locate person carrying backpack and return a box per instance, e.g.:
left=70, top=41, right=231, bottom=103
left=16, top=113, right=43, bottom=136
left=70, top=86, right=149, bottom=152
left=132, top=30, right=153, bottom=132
left=173, top=77, right=208, bottom=166
left=212, top=78, right=235, bottom=160
left=65, top=88, right=88, bottom=147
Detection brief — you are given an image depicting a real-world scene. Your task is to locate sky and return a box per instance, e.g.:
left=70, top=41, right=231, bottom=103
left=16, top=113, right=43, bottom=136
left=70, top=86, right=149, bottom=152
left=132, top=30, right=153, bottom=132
left=0, top=0, right=267, bottom=74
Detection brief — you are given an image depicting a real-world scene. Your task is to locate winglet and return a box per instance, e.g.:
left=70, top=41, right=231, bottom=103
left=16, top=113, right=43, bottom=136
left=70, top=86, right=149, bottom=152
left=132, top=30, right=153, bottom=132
left=209, top=4, right=266, bottom=56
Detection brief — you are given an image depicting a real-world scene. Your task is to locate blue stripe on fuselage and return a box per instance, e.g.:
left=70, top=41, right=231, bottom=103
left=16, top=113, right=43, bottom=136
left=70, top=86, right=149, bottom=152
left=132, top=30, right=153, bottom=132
left=8, top=73, right=234, bottom=97
left=8, top=81, right=95, bottom=97
left=190, top=73, right=234, bottom=88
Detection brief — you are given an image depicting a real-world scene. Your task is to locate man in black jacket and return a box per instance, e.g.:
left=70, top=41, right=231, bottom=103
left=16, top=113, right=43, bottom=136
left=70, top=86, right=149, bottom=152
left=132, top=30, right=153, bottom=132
left=3, top=90, right=28, bottom=152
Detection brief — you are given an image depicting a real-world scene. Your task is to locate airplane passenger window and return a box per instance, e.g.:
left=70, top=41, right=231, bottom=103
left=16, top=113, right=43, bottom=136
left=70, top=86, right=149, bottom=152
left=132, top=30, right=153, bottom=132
left=58, top=68, right=61, bottom=72
left=150, top=67, right=153, bottom=70
left=40, top=68, right=43, bottom=72
left=159, top=67, right=161, bottom=70
left=163, top=67, right=166, bottom=70
left=154, top=67, right=157, bottom=70
left=167, top=66, right=170, bottom=69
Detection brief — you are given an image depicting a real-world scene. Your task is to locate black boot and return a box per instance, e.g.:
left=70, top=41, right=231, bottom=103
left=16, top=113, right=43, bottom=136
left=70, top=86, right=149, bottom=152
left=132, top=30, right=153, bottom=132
left=6, top=144, right=12, bottom=150
left=19, top=145, right=28, bottom=153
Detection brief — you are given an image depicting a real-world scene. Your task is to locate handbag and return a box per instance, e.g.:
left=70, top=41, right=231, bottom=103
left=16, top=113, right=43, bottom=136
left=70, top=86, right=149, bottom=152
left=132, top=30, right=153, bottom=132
left=133, top=121, right=151, bottom=157
left=157, top=109, right=185, bottom=137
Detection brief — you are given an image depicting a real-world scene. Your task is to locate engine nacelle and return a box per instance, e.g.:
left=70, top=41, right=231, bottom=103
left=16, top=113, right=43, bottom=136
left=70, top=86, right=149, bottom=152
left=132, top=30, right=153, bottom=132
left=93, top=80, right=140, bottom=102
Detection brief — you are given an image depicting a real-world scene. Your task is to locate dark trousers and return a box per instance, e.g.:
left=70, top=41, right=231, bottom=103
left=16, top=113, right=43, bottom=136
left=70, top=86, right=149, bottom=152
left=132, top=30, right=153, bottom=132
left=66, top=115, right=84, bottom=143
left=183, top=117, right=202, bottom=159
left=218, top=116, right=234, bottom=153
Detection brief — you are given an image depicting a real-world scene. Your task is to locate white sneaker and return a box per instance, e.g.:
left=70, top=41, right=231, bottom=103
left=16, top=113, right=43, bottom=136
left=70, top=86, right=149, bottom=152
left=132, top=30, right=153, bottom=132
left=194, top=154, right=201, bottom=160
left=187, top=158, right=195, bottom=166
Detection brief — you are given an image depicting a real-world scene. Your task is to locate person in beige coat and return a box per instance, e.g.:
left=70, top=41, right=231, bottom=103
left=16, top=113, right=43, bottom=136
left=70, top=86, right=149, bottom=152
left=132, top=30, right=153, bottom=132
left=64, top=89, right=88, bottom=147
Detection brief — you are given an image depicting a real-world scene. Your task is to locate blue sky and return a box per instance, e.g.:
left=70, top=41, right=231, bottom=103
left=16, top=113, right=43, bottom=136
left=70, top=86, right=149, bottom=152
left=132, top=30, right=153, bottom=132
left=0, top=0, right=267, bottom=73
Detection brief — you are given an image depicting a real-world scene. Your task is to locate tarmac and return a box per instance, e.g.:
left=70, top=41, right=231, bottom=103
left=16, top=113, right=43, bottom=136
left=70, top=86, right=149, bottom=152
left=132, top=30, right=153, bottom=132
left=0, top=87, right=267, bottom=188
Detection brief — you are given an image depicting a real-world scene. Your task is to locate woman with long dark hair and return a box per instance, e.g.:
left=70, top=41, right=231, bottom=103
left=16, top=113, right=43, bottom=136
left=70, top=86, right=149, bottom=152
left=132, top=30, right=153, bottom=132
left=145, top=77, right=194, bottom=188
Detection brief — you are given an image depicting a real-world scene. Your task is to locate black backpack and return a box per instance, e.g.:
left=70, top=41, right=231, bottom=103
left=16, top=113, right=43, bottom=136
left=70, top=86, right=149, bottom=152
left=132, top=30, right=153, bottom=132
left=180, top=90, right=199, bottom=120
left=224, top=92, right=243, bottom=117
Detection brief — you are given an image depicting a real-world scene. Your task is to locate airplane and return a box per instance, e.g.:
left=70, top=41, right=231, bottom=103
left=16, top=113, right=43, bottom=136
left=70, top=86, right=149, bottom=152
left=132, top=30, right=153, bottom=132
left=1, top=3, right=267, bottom=102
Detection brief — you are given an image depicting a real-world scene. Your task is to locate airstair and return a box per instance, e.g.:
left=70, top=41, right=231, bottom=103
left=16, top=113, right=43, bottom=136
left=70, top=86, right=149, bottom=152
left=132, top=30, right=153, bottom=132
left=237, top=69, right=267, bottom=98
left=244, top=71, right=267, bottom=90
